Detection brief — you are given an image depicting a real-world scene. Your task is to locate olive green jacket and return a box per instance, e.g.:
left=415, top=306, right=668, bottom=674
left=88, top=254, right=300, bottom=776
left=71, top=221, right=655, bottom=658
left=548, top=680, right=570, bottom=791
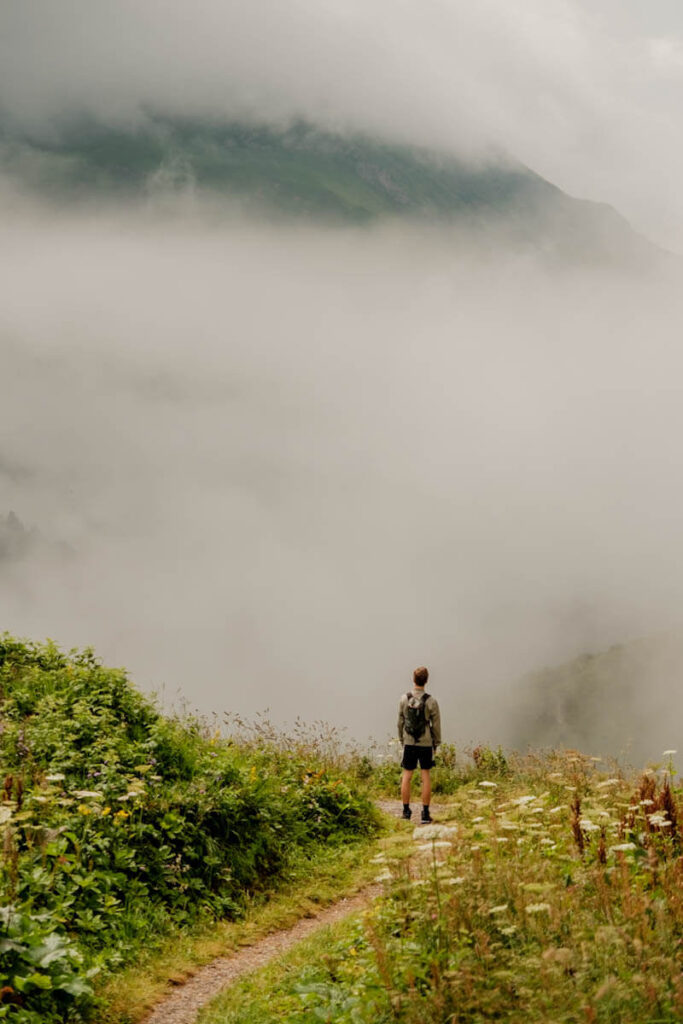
left=398, top=690, right=441, bottom=748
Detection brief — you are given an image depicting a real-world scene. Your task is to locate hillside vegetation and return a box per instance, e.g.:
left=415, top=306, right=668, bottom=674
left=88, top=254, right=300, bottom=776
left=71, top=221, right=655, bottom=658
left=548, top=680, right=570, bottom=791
left=0, top=635, right=378, bottom=1023
left=204, top=749, right=683, bottom=1024
left=507, top=632, right=683, bottom=764
left=1, top=116, right=656, bottom=264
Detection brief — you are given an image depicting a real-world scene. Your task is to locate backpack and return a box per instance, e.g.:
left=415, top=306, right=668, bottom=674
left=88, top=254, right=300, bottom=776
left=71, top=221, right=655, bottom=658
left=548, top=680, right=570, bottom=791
left=404, top=692, right=430, bottom=742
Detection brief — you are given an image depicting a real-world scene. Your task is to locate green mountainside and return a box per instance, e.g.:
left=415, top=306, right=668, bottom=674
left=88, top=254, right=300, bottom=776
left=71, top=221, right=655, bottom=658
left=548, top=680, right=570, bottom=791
left=507, top=632, right=683, bottom=763
left=1, top=115, right=658, bottom=263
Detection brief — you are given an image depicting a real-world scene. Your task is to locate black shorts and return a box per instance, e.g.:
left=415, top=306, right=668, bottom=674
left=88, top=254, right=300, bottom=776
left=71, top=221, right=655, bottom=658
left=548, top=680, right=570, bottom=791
left=401, top=745, right=434, bottom=771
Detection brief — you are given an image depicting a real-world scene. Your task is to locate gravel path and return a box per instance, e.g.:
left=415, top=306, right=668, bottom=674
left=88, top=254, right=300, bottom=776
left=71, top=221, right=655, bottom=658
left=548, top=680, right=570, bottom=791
left=142, top=885, right=380, bottom=1024
left=142, top=800, right=445, bottom=1024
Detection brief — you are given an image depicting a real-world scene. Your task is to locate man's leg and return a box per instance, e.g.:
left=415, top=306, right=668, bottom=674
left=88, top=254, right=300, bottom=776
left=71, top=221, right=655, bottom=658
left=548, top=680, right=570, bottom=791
left=419, top=766, right=433, bottom=822
left=420, top=769, right=432, bottom=808
left=401, top=769, right=414, bottom=805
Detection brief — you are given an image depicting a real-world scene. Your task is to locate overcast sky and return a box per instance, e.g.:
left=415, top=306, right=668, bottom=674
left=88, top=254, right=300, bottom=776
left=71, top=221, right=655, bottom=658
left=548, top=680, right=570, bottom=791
left=2, top=3, right=683, bottom=760
left=2, top=0, right=683, bottom=247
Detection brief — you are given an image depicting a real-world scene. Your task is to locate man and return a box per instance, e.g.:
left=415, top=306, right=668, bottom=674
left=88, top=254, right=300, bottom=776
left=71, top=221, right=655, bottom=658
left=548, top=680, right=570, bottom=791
left=397, top=666, right=441, bottom=823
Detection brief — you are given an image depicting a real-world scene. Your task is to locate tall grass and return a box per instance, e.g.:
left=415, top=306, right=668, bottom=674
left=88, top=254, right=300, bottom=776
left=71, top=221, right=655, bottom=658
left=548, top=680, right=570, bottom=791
left=205, top=750, right=683, bottom=1024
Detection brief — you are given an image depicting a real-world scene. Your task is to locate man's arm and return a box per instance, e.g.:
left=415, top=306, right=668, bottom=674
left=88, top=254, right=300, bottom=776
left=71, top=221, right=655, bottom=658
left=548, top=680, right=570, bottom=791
left=429, top=698, right=441, bottom=749
left=397, top=698, right=405, bottom=743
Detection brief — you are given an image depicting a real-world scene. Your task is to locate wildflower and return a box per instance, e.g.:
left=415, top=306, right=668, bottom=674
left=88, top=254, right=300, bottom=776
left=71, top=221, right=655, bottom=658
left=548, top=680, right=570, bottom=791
left=663, top=750, right=677, bottom=757
left=513, top=795, right=536, bottom=806
left=411, top=879, right=427, bottom=887
left=500, top=925, right=517, bottom=935
left=101, top=807, right=111, bottom=816
left=548, top=806, right=564, bottom=815
left=648, top=813, right=671, bottom=828
left=479, top=781, right=497, bottom=789
left=45, top=773, right=65, bottom=783
left=375, top=870, right=393, bottom=882
left=500, top=822, right=518, bottom=831
left=370, top=854, right=387, bottom=864
left=596, top=779, right=620, bottom=789
left=416, top=841, right=452, bottom=851
left=73, top=790, right=101, bottom=799
left=579, top=818, right=600, bottom=832
left=610, top=843, right=637, bottom=853
left=0, top=807, right=12, bottom=824
left=472, top=816, right=485, bottom=823
left=114, top=809, right=130, bottom=820
left=488, top=904, right=508, bottom=915
left=526, top=903, right=551, bottom=914
left=77, top=805, right=92, bottom=815
left=413, top=825, right=457, bottom=841
left=496, top=837, right=509, bottom=843
left=444, top=877, right=465, bottom=885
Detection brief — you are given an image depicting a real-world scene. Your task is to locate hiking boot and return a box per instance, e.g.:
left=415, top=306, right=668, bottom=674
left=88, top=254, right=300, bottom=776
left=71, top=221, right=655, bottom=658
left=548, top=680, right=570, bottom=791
left=402, top=805, right=412, bottom=820
left=421, top=809, right=432, bottom=824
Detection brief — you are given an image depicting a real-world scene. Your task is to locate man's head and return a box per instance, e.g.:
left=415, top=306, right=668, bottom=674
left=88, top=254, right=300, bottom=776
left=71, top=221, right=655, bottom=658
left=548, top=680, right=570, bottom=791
left=413, top=666, right=429, bottom=688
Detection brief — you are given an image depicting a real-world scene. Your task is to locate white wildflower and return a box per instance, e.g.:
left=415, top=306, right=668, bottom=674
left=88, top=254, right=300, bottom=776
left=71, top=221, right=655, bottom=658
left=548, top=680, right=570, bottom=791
left=445, top=877, right=465, bottom=885
left=413, top=825, right=457, bottom=841
left=471, top=816, right=485, bottom=824
left=640, top=799, right=654, bottom=807
left=411, top=879, right=427, bottom=887
left=579, top=818, right=600, bottom=833
left=370, top=854, right=387, bottom=864
left=597, top=779, right=620, bottom=789
left=610, top=843, right=637, bottom=853
left=488, top=904, right=508, bottom=915
left=45, top=773, right=65, bottom=783
left=495, top=837, right=509, bottom=843
left=500, top=822, right=518, bottom=831
left=500, top=925, right=517, bottom=935
left=648, top=813, right=671, bottom=828
left=479, top=781, right=497, bottom=789
left=513, top=796, right=536, bottom=806
left=525, top=903, right=551, bottom=914
left=72, top=790, right=102, bottom=800
left=663, top=750, right=678, bottom=757
left=0, top=807, right=12, bottom=824
left=375, top=870, right=393, bottom=882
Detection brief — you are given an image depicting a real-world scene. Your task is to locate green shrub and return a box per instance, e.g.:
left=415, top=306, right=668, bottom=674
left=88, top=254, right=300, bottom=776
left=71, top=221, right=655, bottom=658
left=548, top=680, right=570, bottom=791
left=0, top=635, right=379, bottom=1021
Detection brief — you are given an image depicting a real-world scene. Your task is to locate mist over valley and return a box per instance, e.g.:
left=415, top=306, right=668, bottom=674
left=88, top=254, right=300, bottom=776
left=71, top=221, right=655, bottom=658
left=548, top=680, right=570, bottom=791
left=2, top=0, right=683, bottom=768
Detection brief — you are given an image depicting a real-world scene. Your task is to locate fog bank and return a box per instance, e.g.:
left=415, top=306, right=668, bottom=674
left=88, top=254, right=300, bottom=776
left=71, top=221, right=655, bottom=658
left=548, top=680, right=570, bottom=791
left=2, top=202, right=683, bottom=758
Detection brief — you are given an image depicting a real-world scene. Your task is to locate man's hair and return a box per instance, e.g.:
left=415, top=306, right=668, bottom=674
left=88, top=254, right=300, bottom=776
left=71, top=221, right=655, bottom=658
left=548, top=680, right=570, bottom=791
left=413, top=666, right=429, bottom=687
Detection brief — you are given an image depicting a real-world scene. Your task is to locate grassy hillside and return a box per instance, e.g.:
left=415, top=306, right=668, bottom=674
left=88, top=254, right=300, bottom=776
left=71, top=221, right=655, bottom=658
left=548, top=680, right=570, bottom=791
left=204, top=749, right=683, bottom=1024
left=506, top=633, right=683, bottom=764
left=0, top=116, right=657, bottom=264
left=0, top=635, right=379, bottom=1022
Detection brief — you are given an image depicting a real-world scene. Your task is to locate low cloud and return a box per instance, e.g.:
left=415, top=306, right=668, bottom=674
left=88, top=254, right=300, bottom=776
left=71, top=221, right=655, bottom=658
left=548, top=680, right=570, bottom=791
left=2, top=2, right=683, bottom=246
left=2, top=201, right=683, bottom=760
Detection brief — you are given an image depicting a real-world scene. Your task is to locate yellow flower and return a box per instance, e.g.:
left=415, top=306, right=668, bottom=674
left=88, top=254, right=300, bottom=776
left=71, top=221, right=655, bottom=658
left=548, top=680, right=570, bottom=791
left=77, top=805, right=92, bottom=816
left=114, top=809, right=130, bottom=820
left=101, top=806, right=111, bottom=816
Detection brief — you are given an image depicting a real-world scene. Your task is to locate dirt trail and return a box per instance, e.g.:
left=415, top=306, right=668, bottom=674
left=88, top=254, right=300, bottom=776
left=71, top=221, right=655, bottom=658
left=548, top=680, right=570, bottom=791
left=142, top=800, right=443, bottom=1024
left=142, top=884, right=380, bottom=1024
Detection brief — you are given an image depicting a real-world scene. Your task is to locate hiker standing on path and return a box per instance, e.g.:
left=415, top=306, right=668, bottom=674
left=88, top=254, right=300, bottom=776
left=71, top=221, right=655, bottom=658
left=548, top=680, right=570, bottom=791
left=398, top=666, right=441, bottom=823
